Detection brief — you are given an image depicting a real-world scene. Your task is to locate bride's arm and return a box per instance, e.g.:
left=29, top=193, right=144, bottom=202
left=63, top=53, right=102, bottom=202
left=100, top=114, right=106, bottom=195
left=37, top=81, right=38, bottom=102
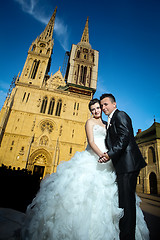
left=85, top=120, right=104, bottom=158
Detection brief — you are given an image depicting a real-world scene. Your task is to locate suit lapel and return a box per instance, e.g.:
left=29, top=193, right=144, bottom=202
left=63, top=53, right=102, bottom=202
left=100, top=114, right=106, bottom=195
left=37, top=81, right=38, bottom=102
left=106, top=109, right=119, bottom=139
left=108, top=109, right=119, bottom=128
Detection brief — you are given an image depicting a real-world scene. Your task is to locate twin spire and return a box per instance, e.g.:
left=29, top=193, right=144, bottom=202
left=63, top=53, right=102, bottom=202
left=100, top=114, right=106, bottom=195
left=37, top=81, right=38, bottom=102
left=80, top=16, right=89, bottom=44
left=39, top=7, right=90, bottom=47
left=78, top=16, right=91, bottom=48
left=39, top=6, right=57, bottom=41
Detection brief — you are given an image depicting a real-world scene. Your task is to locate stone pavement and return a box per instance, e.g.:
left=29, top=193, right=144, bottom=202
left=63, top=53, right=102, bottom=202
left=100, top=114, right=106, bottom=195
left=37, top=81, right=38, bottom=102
left=0, top=193, right=159, bottom=239
left=138, top=192, right=160, bottom=203
left=0, top=208, right=25, bottom=240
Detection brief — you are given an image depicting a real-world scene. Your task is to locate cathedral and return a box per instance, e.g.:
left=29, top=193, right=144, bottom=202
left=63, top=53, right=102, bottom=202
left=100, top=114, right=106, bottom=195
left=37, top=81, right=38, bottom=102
left=0, top=8, right=99, bottom=177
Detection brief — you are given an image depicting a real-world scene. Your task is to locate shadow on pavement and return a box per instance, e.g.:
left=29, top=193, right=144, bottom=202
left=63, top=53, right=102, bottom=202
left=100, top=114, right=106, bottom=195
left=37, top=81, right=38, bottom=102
left=143, top=212, right=160, bottom=240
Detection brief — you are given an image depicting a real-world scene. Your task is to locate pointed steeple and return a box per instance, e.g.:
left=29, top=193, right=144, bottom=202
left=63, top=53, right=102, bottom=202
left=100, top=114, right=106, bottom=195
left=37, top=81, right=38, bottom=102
left=65, top=17, right=99, bottom=93
left=78, top=17, right=91, bottom=48
left=39, top=6, right=57, bottom=41
left=81, top=17, right=89, bottom=43
left=19, top=7, right=57, bottom=86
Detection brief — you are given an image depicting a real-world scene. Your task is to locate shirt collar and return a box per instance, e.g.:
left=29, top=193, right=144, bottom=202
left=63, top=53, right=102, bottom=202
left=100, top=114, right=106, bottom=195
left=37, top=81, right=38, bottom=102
left=108, top=108, right=117, bottom=120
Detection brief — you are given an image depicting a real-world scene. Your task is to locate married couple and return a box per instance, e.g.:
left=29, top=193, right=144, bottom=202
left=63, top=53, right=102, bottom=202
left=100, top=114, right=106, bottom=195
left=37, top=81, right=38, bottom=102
left=22, top=93, right=149, bottom=240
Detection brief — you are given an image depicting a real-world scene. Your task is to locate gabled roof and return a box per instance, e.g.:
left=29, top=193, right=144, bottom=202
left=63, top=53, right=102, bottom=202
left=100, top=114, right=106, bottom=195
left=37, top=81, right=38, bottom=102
left=135, top=122, right=160, bottom=144
left=46, top=67, right=66, bottom=90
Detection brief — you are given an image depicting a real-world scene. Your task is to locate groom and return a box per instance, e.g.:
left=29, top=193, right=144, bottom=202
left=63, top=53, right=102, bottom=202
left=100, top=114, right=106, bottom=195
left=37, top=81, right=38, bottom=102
left=99, top=93, right=147, bottom=240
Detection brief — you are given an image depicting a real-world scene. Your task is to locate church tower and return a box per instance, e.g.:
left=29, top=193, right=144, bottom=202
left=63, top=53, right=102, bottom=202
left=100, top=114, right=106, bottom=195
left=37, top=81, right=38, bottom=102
left=65, top=17, right=99, bottom=96
left=0, top=11, right=99, bottom=178
left=19, top=7, right=57, bottom=86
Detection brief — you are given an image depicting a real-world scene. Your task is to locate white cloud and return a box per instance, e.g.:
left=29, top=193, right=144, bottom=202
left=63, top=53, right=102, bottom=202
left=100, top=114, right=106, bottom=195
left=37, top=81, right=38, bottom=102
left=94, top=76, right=109, bottom=98
left=14, top=0, right=37, bottom=14
left=14, top=0, right=69, bottom=51
left=54, top=18, right=69, bottom=51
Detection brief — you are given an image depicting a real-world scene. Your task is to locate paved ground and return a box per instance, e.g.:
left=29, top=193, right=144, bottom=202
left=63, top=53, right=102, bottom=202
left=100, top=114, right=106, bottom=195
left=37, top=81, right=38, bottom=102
left=0, top=193, right=159, bottom=239
left=0, top=208, right=25, bottom=240
left=143, top=212, right=160, bottom=240
left=138, top=193, right=160, bottom=240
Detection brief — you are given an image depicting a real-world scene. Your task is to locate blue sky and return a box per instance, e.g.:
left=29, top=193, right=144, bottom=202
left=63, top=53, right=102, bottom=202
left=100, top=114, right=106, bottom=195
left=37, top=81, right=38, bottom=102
left=0, top=0, right=160, bottom=134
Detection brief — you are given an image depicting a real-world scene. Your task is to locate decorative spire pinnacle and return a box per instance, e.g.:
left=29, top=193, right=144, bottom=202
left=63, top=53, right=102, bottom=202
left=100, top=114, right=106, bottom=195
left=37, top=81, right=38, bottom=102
left=39, top=6, right=57, bottom=41
left=78, top=17, right=91, bottom=48
left=154, top=115, right=156, bottom=122
left=81, top=17, right=89, bottom=44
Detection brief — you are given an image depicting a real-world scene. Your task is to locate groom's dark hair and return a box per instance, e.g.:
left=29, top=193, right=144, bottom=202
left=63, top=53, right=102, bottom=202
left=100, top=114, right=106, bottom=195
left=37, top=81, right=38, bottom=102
left=100, top=93, right=116, bottom=103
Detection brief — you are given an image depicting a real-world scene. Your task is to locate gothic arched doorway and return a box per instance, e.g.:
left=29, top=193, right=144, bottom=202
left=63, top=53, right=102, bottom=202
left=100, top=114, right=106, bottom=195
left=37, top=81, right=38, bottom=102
left=149, top=172, right=157, bottom=194
left=28, top=149, right=52, bottom=178
left=33, top=165, right=45, bottom=178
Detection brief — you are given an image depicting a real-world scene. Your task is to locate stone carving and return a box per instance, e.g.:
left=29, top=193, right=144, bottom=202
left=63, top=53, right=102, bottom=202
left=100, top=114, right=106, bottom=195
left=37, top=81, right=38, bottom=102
left=34, top=153, right=46, bottom=164
left=40, top=120, right=54, bottom=133
left=39, top=135, right=49, bottom=146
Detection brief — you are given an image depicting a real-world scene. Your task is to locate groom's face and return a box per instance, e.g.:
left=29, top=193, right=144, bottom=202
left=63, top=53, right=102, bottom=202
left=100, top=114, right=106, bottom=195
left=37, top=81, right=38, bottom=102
left=100, top=97, right=116, bottom=116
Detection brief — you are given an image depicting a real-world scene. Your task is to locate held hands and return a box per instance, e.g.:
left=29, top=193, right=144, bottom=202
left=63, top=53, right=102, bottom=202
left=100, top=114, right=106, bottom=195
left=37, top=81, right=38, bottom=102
left=98, top=152, right=110, bottom=163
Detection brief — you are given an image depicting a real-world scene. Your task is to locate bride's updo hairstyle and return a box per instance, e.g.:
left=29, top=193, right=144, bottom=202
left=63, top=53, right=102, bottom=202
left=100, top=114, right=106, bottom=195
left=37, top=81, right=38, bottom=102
left=89, top=98, right=100, bottom=112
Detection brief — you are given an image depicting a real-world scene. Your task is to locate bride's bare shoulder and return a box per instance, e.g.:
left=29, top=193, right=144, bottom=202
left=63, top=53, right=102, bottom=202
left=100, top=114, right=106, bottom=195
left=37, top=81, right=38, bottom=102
left=85, top=119, right=95, bottom=129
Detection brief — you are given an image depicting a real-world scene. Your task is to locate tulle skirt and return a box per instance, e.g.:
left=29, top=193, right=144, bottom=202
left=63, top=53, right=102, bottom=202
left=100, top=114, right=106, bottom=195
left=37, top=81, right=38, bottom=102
left=21, top=149, right=149, bottom=240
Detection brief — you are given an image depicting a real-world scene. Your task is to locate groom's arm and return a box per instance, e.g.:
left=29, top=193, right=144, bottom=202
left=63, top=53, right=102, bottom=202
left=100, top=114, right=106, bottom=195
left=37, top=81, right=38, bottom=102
left=107, top=111, right=132, bottom=160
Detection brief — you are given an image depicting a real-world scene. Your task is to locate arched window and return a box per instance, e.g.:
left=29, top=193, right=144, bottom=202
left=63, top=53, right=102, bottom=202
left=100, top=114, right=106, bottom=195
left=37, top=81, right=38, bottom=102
left=89, top=67, right=92, bottom=87
left=40, top=96, right=48, bottom=114
left=70, top=147, right=72, bottom=154
left=80, top=66, right=87, bottom=85
left=149, top=172, right=157, bottom=194
left=55, top=99, right=62, bottom=116
left=22, top=92, right=26, bottom=102
left=80, top=65, right=83, bottom=83
left=92, top=53, right=94, bottom=62
left=26, top=93, right=30, bottom=103
left=48, top=98, right=55, bottom=115
left=83, top=66, right=87, bottom=85
left=32, top=45, right=36, bottom=51
left=72, top=129, right=74, bottom=138
left=47, top=48, right=50, bottom=55
left=76, top=65, right=80, bottom=84
left=77, top=103, right=79, bottom=110
left=148, top=147, right=156, bottom=164
left=30, top=60, right=40, bottom=79
left=77, top=50, right=80, bottom=58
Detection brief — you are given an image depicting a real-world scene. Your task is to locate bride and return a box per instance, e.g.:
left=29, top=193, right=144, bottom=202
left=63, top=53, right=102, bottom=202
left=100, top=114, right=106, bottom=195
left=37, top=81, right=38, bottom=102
left=21, top=98, right=149, bottom=240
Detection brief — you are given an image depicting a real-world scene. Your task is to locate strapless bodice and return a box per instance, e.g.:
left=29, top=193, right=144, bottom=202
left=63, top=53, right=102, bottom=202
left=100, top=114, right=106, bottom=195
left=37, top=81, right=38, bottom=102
left=86, top=124, right=107, bottom=153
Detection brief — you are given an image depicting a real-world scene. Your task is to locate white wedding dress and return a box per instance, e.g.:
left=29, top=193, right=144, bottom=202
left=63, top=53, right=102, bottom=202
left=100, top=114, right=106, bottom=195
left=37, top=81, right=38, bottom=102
left=22, top=125, right=149, bottom=240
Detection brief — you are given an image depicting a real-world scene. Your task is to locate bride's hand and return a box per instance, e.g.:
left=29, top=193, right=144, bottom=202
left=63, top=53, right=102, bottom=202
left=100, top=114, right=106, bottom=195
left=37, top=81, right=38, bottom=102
left=98, top=153, right=110, bottom=163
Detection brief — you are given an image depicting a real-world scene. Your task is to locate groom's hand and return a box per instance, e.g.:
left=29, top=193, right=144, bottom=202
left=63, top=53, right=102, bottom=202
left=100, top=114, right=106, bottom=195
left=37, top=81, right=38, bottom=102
left=98, top=152, right=110, bottom=163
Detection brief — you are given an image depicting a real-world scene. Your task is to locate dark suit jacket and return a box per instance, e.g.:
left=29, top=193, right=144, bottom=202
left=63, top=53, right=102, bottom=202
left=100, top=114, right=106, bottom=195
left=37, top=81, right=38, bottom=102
left=105, top=109, right=147, bottom=174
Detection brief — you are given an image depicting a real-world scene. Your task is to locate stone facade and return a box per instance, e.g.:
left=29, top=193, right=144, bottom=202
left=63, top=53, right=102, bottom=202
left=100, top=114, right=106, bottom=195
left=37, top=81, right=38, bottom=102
left=0, top=9, right=99, bottom=178
left=135, top=122, right=160, bottom=195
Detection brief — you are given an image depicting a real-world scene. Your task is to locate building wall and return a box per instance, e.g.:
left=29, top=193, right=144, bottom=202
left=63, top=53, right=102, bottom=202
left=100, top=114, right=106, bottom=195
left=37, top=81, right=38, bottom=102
left=136, top=139, right=160, bottom=195
left=0, top=84, right=91, bottom=176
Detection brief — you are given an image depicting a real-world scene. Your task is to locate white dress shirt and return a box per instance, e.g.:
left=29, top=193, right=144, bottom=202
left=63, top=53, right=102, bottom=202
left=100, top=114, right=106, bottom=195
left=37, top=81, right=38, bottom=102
left=107, top=108, right=117, bottom=129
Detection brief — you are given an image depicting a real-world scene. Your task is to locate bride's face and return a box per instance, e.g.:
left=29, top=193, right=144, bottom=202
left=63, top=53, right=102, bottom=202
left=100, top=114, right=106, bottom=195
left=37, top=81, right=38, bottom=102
left=90, top=102, right=102, bottom=119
